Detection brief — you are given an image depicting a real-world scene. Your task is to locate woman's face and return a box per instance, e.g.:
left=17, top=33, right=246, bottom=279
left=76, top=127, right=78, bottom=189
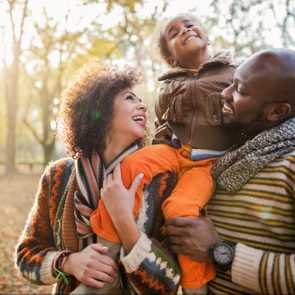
left=109, top=87, right=147, bottom=146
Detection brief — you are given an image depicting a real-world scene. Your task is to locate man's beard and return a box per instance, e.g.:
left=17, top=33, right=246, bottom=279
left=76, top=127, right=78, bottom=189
left=224, top=112, right=269, bottom=142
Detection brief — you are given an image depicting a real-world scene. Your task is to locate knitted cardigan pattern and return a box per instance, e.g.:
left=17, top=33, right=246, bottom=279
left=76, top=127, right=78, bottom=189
left=15, top=158, right=180, bottom=294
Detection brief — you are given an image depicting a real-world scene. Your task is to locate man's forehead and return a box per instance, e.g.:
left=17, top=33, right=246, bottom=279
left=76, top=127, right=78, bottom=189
left=236, top=57, right=272, bottom=83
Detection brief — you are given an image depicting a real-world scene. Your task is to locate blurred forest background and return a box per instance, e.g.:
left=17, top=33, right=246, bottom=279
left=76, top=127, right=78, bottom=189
left=0, top=0, right=295, bottom=173
left=0, top=0, right=294, bottom=293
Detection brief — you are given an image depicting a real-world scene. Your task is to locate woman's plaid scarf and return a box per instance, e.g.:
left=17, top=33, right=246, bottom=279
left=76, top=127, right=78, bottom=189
left=212, top=117, right=295, bottom=192
left=74, top=144, right=138, bottom=249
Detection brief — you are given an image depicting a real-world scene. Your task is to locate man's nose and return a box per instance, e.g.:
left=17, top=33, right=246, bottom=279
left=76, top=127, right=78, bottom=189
left=221, top=84, right=233, bottom=102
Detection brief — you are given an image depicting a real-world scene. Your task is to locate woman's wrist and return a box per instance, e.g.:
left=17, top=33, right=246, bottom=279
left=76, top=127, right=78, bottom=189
left=60, top=252, right=75, bottom=275
left=113, top=216, right=140, bottom=253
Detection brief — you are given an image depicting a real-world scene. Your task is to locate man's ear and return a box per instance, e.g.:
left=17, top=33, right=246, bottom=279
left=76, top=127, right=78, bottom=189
left=265, top=103, right=292, bottom=122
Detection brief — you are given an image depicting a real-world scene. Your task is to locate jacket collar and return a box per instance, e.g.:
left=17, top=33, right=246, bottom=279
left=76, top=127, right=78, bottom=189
left=158, top=50, right=234, bottom=81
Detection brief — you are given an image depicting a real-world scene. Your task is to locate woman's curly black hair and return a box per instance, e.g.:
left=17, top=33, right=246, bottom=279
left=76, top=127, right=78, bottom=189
left=58, top=59, right=144, bottom=159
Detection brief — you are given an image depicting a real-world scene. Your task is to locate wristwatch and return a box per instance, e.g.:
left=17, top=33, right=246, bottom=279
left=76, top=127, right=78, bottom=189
left=210, top=240, right=236, bottom=271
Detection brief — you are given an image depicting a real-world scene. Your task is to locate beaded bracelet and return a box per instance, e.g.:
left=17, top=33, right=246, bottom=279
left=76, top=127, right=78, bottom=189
left=53, top=251, right=72, bottom=284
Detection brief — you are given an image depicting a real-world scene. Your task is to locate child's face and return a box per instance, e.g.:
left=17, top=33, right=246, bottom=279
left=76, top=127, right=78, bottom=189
left=163, top=16, right=208, bottom=68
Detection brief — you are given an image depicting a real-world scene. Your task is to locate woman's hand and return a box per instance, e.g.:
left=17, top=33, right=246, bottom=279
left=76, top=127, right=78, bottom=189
left=62, top=243, right=118, bottom=288
left=101, top=164, right=143, bottom=253
left=166, top=215, right=221, bottom=262
left=101, top=164, right=143, bottom=220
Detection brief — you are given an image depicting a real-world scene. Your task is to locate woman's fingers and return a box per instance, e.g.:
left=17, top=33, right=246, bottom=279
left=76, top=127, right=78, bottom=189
left=129, top=173, right=144, bottom=195
left=84, top=277, right=106, bottom=288
left=87, top=267, right=116, bottom=282
left=94, top=255, right=118, bottom=271
left=90, top=244, right=118, bottom=270
left=113, top=164, right=122, bottom=183
left=90, top=243, right=108, bottom=253
left=107, top=172, right=113, bottom=183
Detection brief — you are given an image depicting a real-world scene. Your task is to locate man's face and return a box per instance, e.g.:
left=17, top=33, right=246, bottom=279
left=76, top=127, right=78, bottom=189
left=221, top=55, right=276, bottom=136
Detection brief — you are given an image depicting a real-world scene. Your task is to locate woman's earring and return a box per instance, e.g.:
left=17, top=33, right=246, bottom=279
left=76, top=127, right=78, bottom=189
left=173, top=60, right=177, bottom=66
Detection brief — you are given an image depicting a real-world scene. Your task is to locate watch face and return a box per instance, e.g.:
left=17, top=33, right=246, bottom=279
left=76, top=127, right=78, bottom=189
left=213, top=243, right=234, bottom=265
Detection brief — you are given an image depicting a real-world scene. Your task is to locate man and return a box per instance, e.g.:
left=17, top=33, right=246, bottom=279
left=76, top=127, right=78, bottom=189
left=167, top=48, right=295, bottom=294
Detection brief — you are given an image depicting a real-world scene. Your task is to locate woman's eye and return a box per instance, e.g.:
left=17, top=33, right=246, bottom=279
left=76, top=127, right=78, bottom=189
left=126, top=95, right=134, bottom=100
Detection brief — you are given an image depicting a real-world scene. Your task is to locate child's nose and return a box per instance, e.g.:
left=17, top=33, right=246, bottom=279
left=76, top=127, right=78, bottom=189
left=181, top=26, right=191, bottom=35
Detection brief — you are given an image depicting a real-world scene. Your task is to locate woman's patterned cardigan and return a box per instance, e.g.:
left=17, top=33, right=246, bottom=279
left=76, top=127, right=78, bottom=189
left=15, top=158, right=181, bottom=294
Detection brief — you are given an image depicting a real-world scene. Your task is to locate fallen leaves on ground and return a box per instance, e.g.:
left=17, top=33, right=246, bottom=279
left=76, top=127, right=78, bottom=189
left=0, top=171, right=52, bottom=294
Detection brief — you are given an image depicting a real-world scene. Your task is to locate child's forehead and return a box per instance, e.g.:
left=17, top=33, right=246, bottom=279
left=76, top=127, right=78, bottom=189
left=165, top=16, right=195, bottom=30
left=162, top=16, right=195, bottom=34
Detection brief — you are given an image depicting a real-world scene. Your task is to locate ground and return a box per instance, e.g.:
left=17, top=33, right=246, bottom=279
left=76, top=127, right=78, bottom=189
left=0, top=170, right=52, bottom=294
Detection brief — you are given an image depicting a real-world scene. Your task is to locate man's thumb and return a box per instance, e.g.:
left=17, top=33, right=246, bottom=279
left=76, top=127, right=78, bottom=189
left=129, top=173, right=144, bottom=194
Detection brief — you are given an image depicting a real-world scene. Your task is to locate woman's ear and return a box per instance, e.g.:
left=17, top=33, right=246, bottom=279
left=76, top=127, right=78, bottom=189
left=168, top=57, right=177, bottom=67
left=265, top=102, right=292, bottom=122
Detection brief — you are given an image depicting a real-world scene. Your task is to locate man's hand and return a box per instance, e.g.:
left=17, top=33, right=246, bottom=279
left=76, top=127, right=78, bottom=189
left=166, top=215, right=221, bottom=262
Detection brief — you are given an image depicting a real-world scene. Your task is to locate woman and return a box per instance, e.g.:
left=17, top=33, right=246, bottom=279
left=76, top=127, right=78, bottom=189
left=15, top=59, right=180, bottom=294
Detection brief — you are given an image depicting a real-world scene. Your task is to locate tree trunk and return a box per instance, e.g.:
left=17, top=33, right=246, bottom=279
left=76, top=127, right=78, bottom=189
left=3, top=0, right=29, bottom=175
left=43, top=141, right=55, bottom=168
left=5, top=58, right=19, bottom=174
left=5, top=101, right=17, bottom=174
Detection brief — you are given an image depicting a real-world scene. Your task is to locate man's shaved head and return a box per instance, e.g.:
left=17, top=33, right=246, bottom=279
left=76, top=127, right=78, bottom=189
left=221, top=48, right=295, bottom=138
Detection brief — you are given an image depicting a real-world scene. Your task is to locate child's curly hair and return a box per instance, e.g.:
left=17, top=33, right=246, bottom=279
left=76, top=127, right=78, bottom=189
left=58, top=59, right=145, bottom=158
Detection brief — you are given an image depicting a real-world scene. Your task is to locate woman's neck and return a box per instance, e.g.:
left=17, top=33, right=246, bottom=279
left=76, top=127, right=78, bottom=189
left=102, top=137, right=134, bottom=168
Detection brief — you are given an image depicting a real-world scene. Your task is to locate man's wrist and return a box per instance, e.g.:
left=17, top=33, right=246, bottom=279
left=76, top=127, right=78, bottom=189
left=210, top=240, right=236, bottom=271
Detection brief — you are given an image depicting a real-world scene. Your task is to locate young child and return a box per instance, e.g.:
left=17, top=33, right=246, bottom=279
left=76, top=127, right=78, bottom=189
left=88, top=14, right=237, bottom=294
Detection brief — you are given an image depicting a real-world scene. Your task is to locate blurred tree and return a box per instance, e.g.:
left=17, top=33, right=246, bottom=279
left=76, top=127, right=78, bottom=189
left=88, top=0, right=169, bottom=116
left=0, top=70, right=6, bottom=161
left=21, top=2, right=134, bottom=166
left=0, top=0, right=29, bottom=174
left=207, top=0, right=275, bottom=58
left=22, top=6, right=88, bottom=166
left=201, top=0, right=288, bottom=60
left=106, top=0, right=169, bottom=97
left=270, top=0, right=295, bottom=48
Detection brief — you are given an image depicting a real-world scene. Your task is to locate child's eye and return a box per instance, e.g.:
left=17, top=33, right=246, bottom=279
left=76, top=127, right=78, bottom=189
left=169, top=31, right=178, bottom=39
